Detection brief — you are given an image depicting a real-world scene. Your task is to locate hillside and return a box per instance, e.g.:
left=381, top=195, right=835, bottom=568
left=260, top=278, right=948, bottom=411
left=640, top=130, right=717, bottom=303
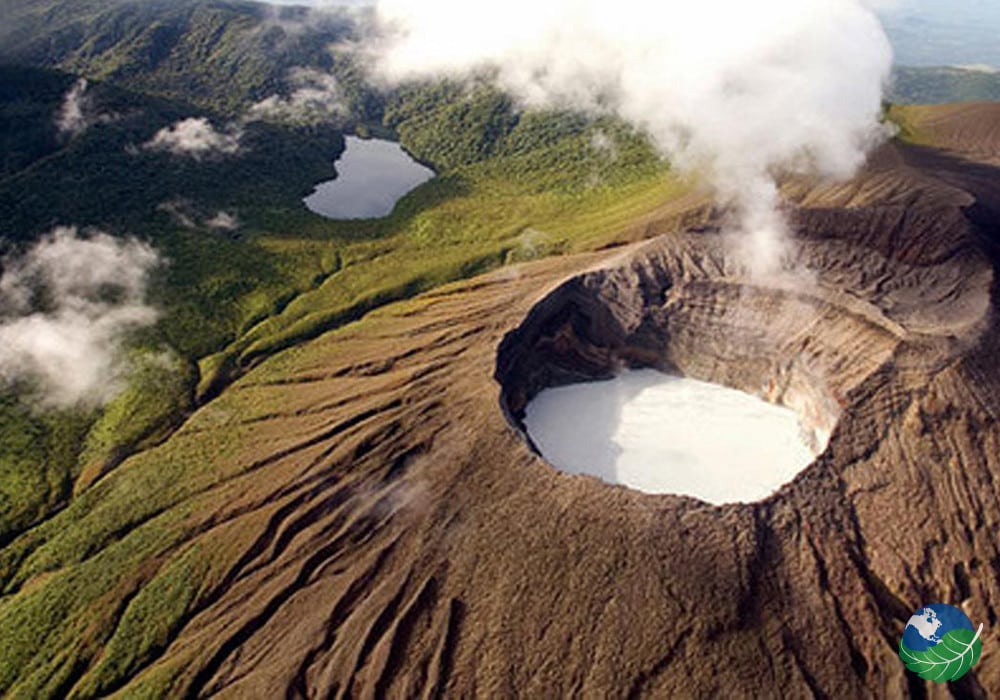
left=0, top=54, right=670, bottom=586
left=10, top=0, right=1000, bottom=114
left=0, top=63, right=350, bottom=544
left=0, top=0, right=362, bottom=116
left=889, top=101, right=1000, bottom=156
left=890, top=65, right=1000, bottom=104
left=0, top=67, right=345, bottom=242
left=0, top=104, right=999, bottom=697
left=4, top=2, right=1000, bottom=697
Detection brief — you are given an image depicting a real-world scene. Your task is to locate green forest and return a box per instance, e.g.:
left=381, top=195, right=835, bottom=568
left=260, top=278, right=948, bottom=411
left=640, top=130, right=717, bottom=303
left=0, top=0, right=669, bottom=579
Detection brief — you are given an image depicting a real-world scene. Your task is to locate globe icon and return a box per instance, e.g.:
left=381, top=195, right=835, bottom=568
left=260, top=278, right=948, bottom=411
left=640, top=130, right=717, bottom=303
left=899, top=603, right=983, bottom=683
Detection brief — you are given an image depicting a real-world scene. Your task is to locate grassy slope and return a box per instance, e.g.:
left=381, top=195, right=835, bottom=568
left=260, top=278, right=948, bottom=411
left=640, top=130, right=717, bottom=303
left=0, top=94, right=687, bottom=700
left=0, top=6, right=691, bottom=694
left=197, top=103, right=679, bottom=397
left=885, top=102, right=1000, bottom=153
left=0, top=186, right=687, bottom=700
left=0, top=64, right=347, bottom=544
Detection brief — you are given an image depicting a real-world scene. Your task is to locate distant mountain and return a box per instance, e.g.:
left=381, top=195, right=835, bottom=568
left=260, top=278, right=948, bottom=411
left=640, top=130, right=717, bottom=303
left=890, top=65, right=1000, bottom=105
left=0, top=0, right=365, bottom=116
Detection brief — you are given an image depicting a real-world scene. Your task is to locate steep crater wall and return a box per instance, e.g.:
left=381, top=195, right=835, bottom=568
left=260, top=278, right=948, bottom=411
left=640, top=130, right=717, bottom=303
left=496, top=230, right=991, bottom=497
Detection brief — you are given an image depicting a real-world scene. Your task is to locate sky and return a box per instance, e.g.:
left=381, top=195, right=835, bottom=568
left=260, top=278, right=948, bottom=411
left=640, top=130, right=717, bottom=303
left=878, top=0, right=1000, bottom=66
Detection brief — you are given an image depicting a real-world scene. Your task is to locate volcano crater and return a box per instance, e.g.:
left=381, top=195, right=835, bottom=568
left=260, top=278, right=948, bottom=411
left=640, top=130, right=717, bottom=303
left=496, top=230, right=990, bottom=504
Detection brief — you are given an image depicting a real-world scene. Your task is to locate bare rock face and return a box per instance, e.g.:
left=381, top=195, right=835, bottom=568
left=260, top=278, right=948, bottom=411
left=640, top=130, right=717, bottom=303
left=4, top=110, right=1000, bottom=699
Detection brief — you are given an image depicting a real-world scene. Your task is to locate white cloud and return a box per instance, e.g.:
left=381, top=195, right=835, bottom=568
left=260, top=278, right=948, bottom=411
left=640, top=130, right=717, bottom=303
left=0, top=227, right=161, bottom=408
left=248, top=67, right=346, bottom=124
left=205, top=211, right=240, bottom=232
left=157, top=200, right=241, bottom=232
left=53, top=77, right=119, bottom=139
left=589, top=130, right=618, bottom=160
left=143, top=118, right=243, bottom=160
left=55, top=78, right=90, bottom=138
left=156, top=199, right=198, bottom=229
left=370, top=0, right=894, bottom=276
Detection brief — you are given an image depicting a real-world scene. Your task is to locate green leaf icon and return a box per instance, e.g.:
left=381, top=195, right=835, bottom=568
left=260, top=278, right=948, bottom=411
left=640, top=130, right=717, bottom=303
left=899, top=623, right=983, bottom=683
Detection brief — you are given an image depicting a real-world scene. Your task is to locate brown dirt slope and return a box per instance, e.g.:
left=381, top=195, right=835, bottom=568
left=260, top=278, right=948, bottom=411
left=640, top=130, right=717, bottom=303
left=4, top=105, right=1000, bottom=698
left=899, top=102, right=1000, bottom=158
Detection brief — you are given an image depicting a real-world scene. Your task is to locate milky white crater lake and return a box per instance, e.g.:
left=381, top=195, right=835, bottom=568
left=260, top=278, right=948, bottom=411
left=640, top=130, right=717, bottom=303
left=523, top=369, right=826, bottom=504
left=304, top=136, right=435, bottom=219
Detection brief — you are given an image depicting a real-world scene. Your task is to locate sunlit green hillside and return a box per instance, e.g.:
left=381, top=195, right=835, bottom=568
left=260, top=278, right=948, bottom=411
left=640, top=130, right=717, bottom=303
left=0, top=56, right=678, bottom=585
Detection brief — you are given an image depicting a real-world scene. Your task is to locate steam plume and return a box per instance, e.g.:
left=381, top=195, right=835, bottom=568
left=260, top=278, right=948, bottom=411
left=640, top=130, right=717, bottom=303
left=371, top=0, right=894, bottom=274
left=0, top=228, right=160, bottom=408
